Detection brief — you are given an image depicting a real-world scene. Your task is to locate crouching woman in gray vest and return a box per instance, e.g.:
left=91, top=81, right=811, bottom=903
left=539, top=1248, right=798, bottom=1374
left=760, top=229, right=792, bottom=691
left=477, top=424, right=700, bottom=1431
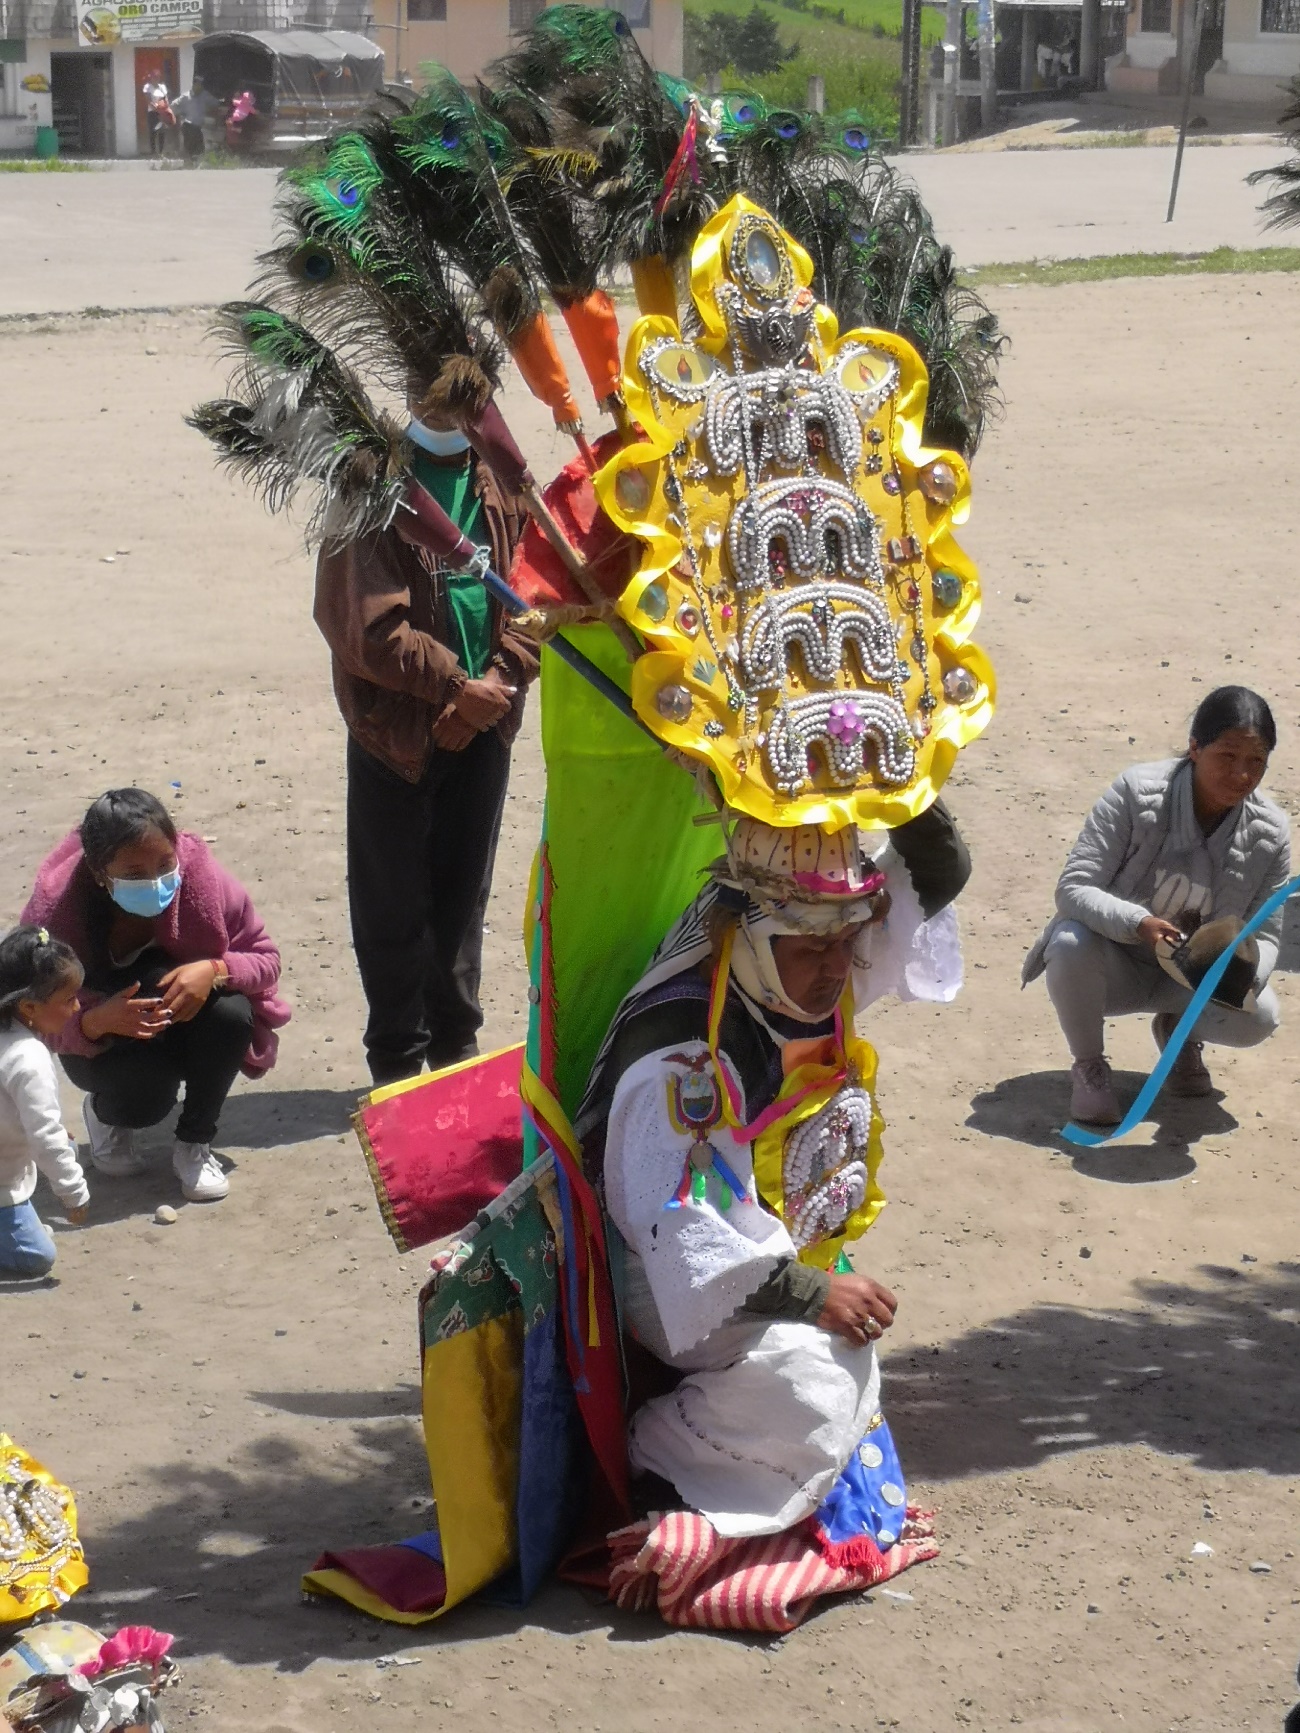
left=1023, top=687, right=1289, bottom=1126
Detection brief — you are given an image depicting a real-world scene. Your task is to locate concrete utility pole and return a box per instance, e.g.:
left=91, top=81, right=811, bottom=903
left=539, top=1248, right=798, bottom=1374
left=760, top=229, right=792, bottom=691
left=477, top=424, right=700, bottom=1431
left=900, top=0, right=922, bottom=145
left=942, top=0, right=962, bottom=145
left=806, top=72, right=825, bottom=112
left=1167, top=0, right=1207, bottom=220
left=1079, top=0, right=1102, bottom=87
left=977, top=0, right=997, bottom=130
left=1019, top=7, right=1037, bottom=90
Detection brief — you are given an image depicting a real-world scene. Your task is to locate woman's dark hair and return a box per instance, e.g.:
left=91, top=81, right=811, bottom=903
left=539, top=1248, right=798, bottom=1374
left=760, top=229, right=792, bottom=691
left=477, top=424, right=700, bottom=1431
left=1189, top=686, right=1277, bottom=754
left=79, top=788, right=177, bottom=876
left=0, top=926, right=82, bottom=1029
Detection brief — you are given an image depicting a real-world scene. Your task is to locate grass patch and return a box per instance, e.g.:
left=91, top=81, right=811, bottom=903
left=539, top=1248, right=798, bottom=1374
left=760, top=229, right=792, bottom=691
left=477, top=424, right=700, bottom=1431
left=684, top=0, right=918, bottom=132
left=966, top=246, right=1300, bottom=287
left=0, top=157, right=93, bottom=172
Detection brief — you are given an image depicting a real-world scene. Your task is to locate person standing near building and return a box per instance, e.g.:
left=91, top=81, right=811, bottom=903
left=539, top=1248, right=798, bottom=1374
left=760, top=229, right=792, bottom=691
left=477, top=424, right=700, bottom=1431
left=172, top=77, right=216, bottom=162
left=313, top=415, right=538, bottom=1086
left=142, top=77, right=175, bottom=158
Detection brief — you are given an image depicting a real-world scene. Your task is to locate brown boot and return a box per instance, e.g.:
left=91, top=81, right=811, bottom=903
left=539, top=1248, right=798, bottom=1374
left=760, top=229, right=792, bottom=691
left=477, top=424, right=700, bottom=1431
left=1153, top=1013, right=1214, bottom=1097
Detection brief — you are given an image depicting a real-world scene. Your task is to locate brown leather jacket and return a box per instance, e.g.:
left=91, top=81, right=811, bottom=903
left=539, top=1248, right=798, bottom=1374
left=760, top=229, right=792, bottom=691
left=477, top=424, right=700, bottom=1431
left=313, top=460, right=540, bottom=783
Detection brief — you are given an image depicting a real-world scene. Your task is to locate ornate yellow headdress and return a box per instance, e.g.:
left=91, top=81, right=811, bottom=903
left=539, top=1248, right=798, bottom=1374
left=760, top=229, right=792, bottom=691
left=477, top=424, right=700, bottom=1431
left=596, top=195, right=994, bottom=835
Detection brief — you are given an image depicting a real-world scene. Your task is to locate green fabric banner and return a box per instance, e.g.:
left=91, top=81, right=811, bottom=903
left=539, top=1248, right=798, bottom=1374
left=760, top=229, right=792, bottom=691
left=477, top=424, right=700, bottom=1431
left=536, top=622, right=720, bottom=1122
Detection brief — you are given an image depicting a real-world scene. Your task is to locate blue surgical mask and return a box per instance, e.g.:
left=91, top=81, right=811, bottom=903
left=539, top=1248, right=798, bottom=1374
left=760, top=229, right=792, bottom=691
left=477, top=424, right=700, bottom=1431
left=109, top=869, right=182, bottom=918
left=407, top=419, right=471, bottom=458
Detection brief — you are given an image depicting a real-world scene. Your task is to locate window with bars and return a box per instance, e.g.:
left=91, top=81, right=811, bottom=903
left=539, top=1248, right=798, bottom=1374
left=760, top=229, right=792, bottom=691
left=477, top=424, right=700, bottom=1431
left=608, top=0, right=650, bottom=25
left=1140, top=0, right=1171, bottom=29
left=1262, top=0, right=1300, bottom=30
left=509, top=0, right=545, bottom=31
left=408, top=0, right=446, bottom=19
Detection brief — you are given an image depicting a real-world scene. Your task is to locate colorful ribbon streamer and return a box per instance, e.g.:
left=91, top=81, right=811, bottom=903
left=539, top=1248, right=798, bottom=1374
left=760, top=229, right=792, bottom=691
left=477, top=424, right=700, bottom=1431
left=1060, top=874, right=1300, bottom=1147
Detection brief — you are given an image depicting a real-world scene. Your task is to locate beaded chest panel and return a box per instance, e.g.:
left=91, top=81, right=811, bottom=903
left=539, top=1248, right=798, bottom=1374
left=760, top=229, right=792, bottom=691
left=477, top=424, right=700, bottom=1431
left=597, top=194, right=995, bottom=831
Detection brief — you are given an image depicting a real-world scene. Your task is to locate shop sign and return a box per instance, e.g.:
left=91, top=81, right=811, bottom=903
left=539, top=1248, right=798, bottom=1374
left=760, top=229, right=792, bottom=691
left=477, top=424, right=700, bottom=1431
left=77, top=0, right=201, bottom=45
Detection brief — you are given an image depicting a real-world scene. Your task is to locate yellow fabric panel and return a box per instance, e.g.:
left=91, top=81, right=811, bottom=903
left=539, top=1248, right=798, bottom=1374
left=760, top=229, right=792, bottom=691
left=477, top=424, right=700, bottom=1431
left=298, top=1567, right=444, bottom=1626
left=422, top=1312, right=524, bottom=1611
left=0, top=1435, right=88, bottom=1623
left=363, top=1043, right=523, bottom=1107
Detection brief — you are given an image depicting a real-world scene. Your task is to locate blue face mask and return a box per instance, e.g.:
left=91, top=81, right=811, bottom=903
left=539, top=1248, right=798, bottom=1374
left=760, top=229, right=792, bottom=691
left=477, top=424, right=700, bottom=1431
left=109, top=868, right=182, bottom=919
left=407, top=419, right=471, bottom=458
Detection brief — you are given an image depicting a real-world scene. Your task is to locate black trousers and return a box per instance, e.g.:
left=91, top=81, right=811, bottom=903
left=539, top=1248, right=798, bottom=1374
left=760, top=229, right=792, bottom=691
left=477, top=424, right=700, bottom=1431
left=61, top=956, right=254, bottom=1145
left=346, top=730, right=511, bottom=1086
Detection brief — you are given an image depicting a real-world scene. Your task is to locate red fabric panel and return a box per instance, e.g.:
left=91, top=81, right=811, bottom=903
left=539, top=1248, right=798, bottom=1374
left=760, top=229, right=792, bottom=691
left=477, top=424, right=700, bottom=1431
left=311, top=1545, right=447, bottom=1616
left=356, top=1049, right=524, bottom=1252
left=507, top=432, right=639, bottom=609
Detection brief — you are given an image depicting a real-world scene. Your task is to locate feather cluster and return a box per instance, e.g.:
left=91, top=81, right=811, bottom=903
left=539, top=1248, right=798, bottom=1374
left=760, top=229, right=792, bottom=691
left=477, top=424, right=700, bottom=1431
left=1247, top=74, right=1300, bottom=231
left=191, top=4, right=1004, bottom=547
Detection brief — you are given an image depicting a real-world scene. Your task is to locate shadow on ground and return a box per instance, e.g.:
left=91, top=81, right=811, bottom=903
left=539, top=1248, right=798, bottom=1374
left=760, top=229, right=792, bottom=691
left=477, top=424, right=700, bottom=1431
left=78, top=1262, right=1300, bottom=1665
left=77, top=1411, right=657, bottom=1669
left=55, top=1089, right=365, bottom=1226
left=966, top=1068, right=1238, bottom=1181
left=218, top=1086, right=362, bottom=1148
left=891, top=1260, right=1300, bottom=1481
left=1276, top=898, right=1300, bottom=971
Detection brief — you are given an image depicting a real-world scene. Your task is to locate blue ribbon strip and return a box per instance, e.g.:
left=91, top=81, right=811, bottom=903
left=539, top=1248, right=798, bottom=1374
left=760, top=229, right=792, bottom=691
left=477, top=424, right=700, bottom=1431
left=1061, top=873, right=1300, bottom=1147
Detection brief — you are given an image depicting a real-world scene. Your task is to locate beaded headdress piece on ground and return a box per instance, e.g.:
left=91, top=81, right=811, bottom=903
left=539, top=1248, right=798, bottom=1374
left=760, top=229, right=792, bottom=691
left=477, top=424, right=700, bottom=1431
left=597, top=195, right=995, bottom=837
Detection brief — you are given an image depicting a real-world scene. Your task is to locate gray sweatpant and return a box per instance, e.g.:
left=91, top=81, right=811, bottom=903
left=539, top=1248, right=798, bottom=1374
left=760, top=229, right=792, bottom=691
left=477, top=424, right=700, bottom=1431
left=1044, top=919, right=1279, bottom=1061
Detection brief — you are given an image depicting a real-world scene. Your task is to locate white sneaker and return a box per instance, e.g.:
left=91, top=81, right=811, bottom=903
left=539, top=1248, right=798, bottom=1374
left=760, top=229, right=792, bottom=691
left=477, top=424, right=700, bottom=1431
left=83, top=1097, right=147, bottom=1177
left=173, top=1142, right=229, bottom=1202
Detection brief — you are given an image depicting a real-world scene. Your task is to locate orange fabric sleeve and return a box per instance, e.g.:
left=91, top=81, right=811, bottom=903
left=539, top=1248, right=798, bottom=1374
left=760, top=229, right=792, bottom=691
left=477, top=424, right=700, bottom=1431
left=507, top=311, right=582, bottom=427
left=560, top=290, right=623, bottom=403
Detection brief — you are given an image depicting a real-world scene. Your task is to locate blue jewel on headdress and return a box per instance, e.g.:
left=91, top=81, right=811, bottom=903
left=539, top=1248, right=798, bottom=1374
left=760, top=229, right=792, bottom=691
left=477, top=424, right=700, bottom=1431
left=440, top=122, right=461, bottom=150
left=775, top=117, right=801, bottom=139
left=733, top=101, right=757, bottom=125
left=333, top=177, right=360, bottom=208
left=300, top=248, right=334, bottom=284
left=842, top=127, right=869, bottom=152
left=612, top=11, right=631, bottom=32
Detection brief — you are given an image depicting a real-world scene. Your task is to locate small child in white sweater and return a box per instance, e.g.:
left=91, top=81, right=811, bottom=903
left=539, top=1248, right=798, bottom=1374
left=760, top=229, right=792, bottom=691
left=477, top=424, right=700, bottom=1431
left=0, top=926, right=90, bottom=1279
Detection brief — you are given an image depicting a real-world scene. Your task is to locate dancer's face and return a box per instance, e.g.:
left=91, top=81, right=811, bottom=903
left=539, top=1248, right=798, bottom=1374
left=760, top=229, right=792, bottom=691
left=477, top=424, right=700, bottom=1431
left=771, top=925, right=864, bottom=1018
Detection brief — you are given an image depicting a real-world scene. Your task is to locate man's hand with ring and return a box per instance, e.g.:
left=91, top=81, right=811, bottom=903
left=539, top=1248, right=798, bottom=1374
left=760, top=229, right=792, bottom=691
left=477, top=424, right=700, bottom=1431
left=816, top=1272, right=898, bottom=1347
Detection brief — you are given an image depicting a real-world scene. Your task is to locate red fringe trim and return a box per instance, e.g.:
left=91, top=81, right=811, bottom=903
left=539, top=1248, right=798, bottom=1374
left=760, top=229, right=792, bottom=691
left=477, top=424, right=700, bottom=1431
left=810, top=1525, right=888, bottom=1573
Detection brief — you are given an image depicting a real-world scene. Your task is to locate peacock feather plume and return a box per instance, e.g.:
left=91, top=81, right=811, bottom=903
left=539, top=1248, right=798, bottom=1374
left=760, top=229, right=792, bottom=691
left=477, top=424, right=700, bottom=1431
left=191, top=300, right=411, bottom=547
left=1247, top=74, right=1300, bottom=229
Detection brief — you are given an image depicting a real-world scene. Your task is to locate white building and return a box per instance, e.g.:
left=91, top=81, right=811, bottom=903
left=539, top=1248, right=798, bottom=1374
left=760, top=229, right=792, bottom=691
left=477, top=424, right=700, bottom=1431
left=1, top=0, right=206, bottom=155
left=1, top=0, right=682, bottom=157
left=1107, top=0, right=1300, bottom=104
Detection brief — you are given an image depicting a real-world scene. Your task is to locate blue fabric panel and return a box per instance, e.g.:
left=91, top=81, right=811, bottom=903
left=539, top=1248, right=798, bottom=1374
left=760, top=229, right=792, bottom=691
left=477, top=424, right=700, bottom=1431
left=479, top=1300, right=581, bottom=1608
left=814, top=1418, right=909, bottom=1549
left=395, top=1528, right=444, bottom=1564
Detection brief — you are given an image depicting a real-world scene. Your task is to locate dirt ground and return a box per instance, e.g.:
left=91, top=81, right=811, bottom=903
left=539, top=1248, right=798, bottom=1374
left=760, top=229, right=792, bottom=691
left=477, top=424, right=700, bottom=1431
left=3, top=273, right=1300, bottom=1733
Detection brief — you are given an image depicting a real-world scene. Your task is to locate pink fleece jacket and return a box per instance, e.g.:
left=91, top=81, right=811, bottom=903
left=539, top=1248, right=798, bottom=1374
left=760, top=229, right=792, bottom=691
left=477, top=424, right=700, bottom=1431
left=21, top=830, right=291, bottom=1077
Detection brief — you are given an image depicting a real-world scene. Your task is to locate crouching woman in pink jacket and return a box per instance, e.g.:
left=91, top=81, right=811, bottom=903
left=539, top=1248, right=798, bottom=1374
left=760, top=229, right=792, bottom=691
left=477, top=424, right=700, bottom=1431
left=22, top=788, right=291, bottom=1204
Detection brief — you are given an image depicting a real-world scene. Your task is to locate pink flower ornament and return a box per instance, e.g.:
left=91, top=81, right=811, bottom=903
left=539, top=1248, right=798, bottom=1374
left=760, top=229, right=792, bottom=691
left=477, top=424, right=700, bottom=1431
left=78, top=1626, right=174, bottom=1679
left=826, top=699, right=865, bottom=743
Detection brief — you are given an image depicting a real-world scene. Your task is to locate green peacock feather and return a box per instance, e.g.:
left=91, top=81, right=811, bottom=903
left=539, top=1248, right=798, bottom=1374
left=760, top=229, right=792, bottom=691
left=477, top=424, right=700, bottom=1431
left=283, top=133, right=388, bottom=263
left=192, top=301, right=410, bottom=547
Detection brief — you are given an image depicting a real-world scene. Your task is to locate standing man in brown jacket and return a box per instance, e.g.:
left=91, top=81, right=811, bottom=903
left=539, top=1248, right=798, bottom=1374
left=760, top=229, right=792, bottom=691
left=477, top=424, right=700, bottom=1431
left=314, top=427, right=539, bottom=1085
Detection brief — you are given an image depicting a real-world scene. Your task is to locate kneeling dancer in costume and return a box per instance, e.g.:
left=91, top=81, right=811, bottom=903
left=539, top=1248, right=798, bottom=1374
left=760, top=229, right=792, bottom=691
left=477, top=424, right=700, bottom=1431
left=584, top=816, right=960, bottom=1555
